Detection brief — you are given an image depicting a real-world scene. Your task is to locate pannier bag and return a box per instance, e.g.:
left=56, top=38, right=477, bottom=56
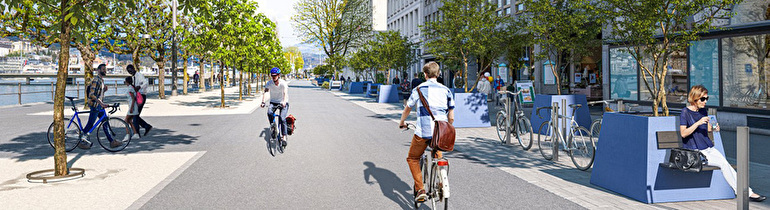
left=416, top=89, right=456, bottom=152
left=286, top=115, right=296, bottom=135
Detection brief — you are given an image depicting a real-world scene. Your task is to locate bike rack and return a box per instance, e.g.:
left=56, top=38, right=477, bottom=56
left=26, top=168, right=86, bottom=184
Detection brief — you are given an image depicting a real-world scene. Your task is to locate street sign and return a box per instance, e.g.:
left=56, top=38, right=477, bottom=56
left=498, top=63, right=508, bottom=83
left=543, top=61, right=555, bottom=85
left=515, top=80, right=535, bottom=104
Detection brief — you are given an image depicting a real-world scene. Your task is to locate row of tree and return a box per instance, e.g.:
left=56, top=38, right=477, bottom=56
left=0, top=0, right=288, bottom=176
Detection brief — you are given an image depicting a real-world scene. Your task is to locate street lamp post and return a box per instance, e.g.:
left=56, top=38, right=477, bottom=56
left=171, top=0, right=179, bottom=96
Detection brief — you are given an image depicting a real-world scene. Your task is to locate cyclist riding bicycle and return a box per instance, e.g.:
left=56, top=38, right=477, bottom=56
left=398, top=61, right=455, bottom=203
left=260, top=67, right=290, bottom=146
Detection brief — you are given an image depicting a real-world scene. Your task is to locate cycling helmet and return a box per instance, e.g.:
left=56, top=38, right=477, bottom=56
left=270, top=67, right=281, bottom=75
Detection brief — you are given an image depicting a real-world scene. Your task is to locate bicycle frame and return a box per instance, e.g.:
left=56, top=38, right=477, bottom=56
left=68, top=107, right=110, bottom=135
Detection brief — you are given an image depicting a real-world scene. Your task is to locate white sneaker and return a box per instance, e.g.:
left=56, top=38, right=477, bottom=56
left=122, top=134, right=130, bottom=142
left=132, top=134, right=141, bottom=139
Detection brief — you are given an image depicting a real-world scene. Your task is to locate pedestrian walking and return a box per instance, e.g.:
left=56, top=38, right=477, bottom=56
left=193, top=71, right=200, bottom=86
left=392, top=76, right=400, bottom=86
left=127, top=64, right=153, bottom=137
left=124, top=77, right=141, bottom=139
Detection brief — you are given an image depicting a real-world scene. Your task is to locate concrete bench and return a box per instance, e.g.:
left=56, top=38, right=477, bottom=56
left=366, top=83, right=381, bottom=98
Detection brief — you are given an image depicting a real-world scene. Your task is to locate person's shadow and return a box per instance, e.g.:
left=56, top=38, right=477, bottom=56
left=363, top=161, right=414, bottom=209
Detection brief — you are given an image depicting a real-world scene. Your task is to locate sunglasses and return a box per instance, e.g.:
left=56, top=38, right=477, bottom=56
left=699, top=96, right=709, bottom=102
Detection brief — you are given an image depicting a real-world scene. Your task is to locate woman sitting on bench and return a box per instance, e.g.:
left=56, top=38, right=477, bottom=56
left=680, top=85, right=765, bottom=202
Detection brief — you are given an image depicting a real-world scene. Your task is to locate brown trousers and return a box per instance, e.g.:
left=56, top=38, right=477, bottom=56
left=406, top=135, right=442, bottom=192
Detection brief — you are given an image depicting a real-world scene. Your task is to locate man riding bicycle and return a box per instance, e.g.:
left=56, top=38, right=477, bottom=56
left=398, top=62, right=455, bottom=203
left=260, top=67, right=290, bottom=146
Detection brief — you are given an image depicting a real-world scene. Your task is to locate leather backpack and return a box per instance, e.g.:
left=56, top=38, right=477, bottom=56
left=416, top=88, right=456, bottom=152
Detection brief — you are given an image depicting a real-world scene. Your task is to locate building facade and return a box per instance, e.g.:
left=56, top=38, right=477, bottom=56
left=602, top=0, right=770, bottom=128
left=387, top=0, right=423, bottom=82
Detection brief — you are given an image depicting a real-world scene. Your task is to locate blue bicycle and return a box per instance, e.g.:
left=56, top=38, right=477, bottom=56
left=46, top=96, right=132, bottom=152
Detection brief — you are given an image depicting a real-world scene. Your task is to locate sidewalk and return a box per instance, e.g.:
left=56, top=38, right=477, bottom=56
left=327, top=89, right=770, bottom=209
left=0, top=83, right=264, bottom=210
left=27, top=82, right=265, bottom=117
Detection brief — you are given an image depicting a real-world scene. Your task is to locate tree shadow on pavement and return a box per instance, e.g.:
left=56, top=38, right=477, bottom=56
left=363, top=161, right=414, bottom=209
left=0, top=128, right=198, bottom=162
left=462, top=93, right=490, bottom=124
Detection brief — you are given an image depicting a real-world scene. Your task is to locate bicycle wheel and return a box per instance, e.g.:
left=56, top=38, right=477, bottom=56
left=47, top=118, right=82, bottom=152
left=96, top=117, right=131, bottom=152
left=429, top=164, right=448, bottom=210
left=495, top=112, right=508, bottom=144
left=268, top=124, right=277, bottom=157
left=590, top=119, right=601, bottom=148
left=569, top=127, right=596, bottom=171
left=515, top=117, right=533, bottom=150
left=538, top=122, right=556, bottom=160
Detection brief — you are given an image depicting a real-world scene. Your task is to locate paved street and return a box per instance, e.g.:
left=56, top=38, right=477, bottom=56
left=0, top=80, right=581, bottom=209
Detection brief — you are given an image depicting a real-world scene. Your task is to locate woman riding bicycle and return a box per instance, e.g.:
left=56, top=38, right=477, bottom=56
left=398, top=62, right=455, bottom=203
left=260, top=67, right=290, bottom=146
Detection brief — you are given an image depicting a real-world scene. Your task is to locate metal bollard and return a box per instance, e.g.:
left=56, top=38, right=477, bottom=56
left=51, top=82, right=54, bottom=101
left=618, top=100, right=624, bottom=112
left=18, top=83, right=22, bottom=105
left=76, top=81, right=80, bottom=98
left=115, top=81, right=118, bottom=96
left=737, top=126, right=749, bottom=210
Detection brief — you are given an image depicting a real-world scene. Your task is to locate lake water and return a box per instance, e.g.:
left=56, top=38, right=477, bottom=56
left=0, top=78, right=189, bottom=106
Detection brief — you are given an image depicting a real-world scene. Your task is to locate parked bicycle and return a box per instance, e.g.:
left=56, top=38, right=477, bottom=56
left=535, top=103, right=595, bottom=171
left=46, top=96, right=132, bottom=152
left=264, top=104, right=287, bottom=157
left=495, top=90, right=533, bottom=150
left=402, top=123, right=450, bottom=210
left=588, top=100, right=638, bottom=142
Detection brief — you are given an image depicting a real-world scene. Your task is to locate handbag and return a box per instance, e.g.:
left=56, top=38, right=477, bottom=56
left=134, top=86, right=145, bottom=105
left=667, top=148, right=708, bottom=172
left=416, top=88, right=456, bottom=152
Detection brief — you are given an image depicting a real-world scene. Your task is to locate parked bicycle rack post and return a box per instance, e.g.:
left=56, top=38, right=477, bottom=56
left=737, top=126, right=749, bottom=210
left=617, top=100, right=624, bottom=112
left=17, top=82, right=22, bottom=105
left=552, top=101, right=560, bottom=161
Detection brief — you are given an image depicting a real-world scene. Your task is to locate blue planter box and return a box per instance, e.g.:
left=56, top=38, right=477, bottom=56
left=530, top=94, right=591, bottom=134
left=377, top=85, right=400, bottom=103
left=348, top=82, right=366, bottom=94
left=366, top=83, right=381, bottom=98
left=452, top=93, right=490, bottom=128
left=590, top=112, right=734, bottom=203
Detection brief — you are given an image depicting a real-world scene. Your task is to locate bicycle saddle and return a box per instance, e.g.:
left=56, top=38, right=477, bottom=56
left=568, top=104, right=582, bottom=109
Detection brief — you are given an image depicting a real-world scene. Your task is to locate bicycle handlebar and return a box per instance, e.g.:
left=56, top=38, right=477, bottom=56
left=587, top=99, right=621, bottom=106
left=106, top=103, right=120, bottom=115
left=498, top=90, right=523, bottom=96
left=400, top=123, right=416, bottom=132
left=536, top=106, right=552, bottom=119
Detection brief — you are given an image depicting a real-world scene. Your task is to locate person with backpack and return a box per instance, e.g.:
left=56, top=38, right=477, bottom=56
left=398, top=61, right=455, bottom=203
left=127, top=64, right=153, bottom=137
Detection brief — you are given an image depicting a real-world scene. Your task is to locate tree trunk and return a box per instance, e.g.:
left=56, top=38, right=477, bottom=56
left=132, top=47, right=141, bottom=70
left=210, top=59, right=215, bottom=90
left=239, top=65, right=243, bottom=101
left=78, top=44, right=95, bottom=109
left=463, top=57, right=469, bottom=92
left=157, top=59, right=166, bottom=99
left=198, top=60, right=206, bottom=91
left=53, top=0, right=71, bottom=176
left=183, top=60, right=188, bottom=95
left=247, top=73, right=252, bottom=96
left=232, top=66, right=237, bottom=87
left=220, top=62, right=226, bottom=108
left=172, top=60, right=178, bottom=97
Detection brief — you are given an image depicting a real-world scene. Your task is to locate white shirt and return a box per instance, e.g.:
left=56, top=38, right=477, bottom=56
left=265, top=79, right=289, bottom=103
left=133, top=72, right=148, bottom=94
left=477, top=80, right=491, bottom=95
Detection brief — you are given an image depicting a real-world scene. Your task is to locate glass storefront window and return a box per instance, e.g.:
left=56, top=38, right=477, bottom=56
left=722, top=34, right=770, bottom=109
left=638, top=47, right=688, bottom=104
left=689, top=39, right=720, bottom=106
left=610, top=48, right=638, bottom=100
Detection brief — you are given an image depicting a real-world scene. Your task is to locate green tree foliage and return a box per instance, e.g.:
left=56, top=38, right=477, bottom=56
left=0, top=0, right=133, bottom=176
left=523, top=0, right=601, bottom=95
left=423, top=0, right=506, bottom=92
left=292, top=0, right=372, bottom=76
left=598, top=0, right=739, bottom=116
